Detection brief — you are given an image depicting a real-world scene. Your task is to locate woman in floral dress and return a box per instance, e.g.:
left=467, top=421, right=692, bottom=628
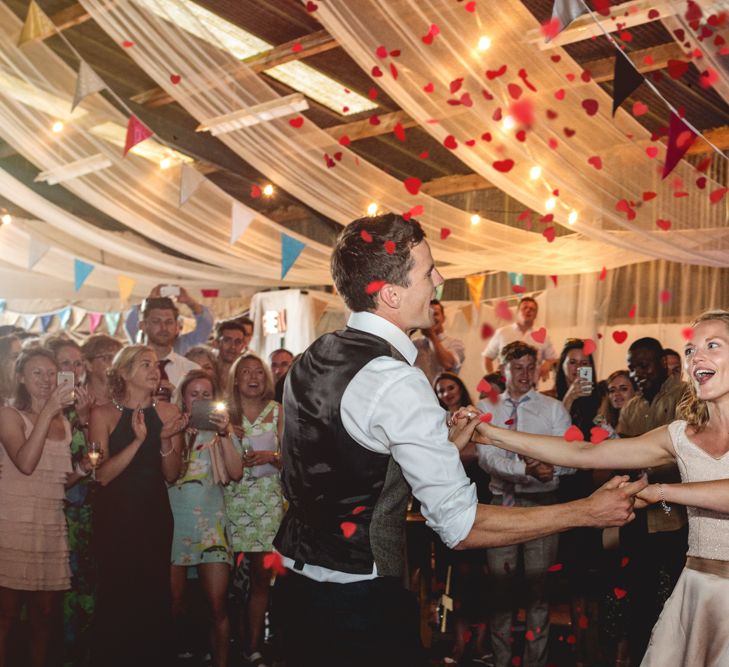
left=224, top=354, right=283, bottom=667
left=170, top=370, right=243, bottom=667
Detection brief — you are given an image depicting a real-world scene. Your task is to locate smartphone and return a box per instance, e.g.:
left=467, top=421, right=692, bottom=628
left=57, top=371, right=75, bottom=388
left=190, top=399, right=226, bottom=431
left=578, top=366, right=593, bottom=383
left=159, top=285, right=180, bottom=298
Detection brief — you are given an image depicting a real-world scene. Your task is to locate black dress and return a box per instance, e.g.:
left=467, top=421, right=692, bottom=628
left=90, top=406, right=173, bottom=667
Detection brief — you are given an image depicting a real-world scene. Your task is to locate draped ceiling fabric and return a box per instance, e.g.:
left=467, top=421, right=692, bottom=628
left=79, top=0, right=660, bottom=276
left=0, top=1, right=332, bottom=286
left=311, top=0, right=729, bottom=265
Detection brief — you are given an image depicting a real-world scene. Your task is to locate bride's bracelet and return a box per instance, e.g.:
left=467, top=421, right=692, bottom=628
left=657, top=483, right=672, bottom=515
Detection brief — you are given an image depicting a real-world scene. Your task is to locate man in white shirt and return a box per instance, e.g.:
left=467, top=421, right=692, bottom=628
left=413, top=299, right=465, bottom=385
left=482, top=297, right=557, bottom=382
left=138, top=297, right=199, bottom=399
left=477, top=341, right=574, bottom=667
left=273, top=213, right=644, bottom=667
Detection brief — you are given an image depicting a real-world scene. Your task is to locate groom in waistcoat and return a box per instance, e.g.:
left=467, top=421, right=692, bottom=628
left=273, top=213, right=644, bottom=667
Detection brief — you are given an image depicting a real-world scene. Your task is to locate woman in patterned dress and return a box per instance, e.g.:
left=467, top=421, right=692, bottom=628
left=224, top=354, right=283, bottom=667
left=170, top=369, right=243, bottom=667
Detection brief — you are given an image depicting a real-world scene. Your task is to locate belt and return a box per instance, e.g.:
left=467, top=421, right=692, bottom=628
left=686, top=556, right=729, bottom=579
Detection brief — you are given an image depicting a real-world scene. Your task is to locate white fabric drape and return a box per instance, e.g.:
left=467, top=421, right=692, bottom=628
left=0, top=1, right=332, bottom=286
left=78, top=0, right=658, bottom=275
left=313, top=0, right=729, bottom=265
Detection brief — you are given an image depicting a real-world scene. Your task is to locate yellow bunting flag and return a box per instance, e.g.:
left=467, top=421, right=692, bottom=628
left=18, top=0, right=56, bottom=46
left=117, top=275, right=135, bottom=303
left=465, top=274, right=485, bottom=311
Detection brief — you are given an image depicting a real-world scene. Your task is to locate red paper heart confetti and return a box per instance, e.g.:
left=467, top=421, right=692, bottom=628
left=612, top=331, right=628, bottom=344
left=632, top=101, right=649, bottom=116
left=375, top=45, right=387, bottom=58
left=450, top=77, right=464, bottom=94
left=700, top=68, right=719, bottom=88
left=508, top=83, right=523, bottom=100
left=512, top=284, right=526, bottom=294
left=512, top=656, right=522, bottom=666
left=567, top=635, right=577, bottom=645
left=465, top=0, right=476, bottom=10
left=531, top=327, right=547, bottom=343
left=620, top=556, right=630, bottom=567
left=555, top=88, right=566, bottom=101
left=615, top=199, right=636, bottom=221
left=667, top=59, right=689, bottom=79
left=564, top=127, right=576, bottom=138
left=423, top=82, right=434, bottom=93
left=582, top=99, right=599, bottom=116
left=710, top=187, right=728, bottom=204
left=681, top=327, right=694, bottom=341
left=547, top=563, right=563, bottom=572
left=543, top=227, right=556, bottom=243
left=659, top=289, right=671, bottom=303
left=477, top=378, right=492, bottom=394
left=587, top=155, right=603, bottom=170
left=479, top=413, right=493, bottom=423
left=550, top=275, right=558, bottom=287
left=360, top=230, right=373, bottom=243
left=656, top=219, right=672, bottom=231
left=648, top=8, right=660, bottom=19
left=371, top=65, right=383, bottom=78
left=583, top=339, right=596, bottom=356
left=444, top=135, right=459, bottom=150
left=403, top=176, right=422, bottom=195
left=578, top=615, right=589, bottom=630
left=170, top=74, right=181, bottom=85
left=289, top=117, right=304, bottom=129
left=440, top=227, right=451, bottom=240
left=504, top=419, right=515, bottom=426
left=590, top=427, right=609, bottom=444
left=493, top=159, right=515, bottom=173
left=564, top=425, right=584, bottom=442
left=486, top=65, right=507, bottom=80
left=481, top=324, right=494, bottom=339
left=541, top=17, right=561, bottom=39
left=384, top=240, right=396, bottom=255
left=366, top=280, right=386, bottom=295
left=340, top=521, right=357, bottom=538
left=628, top=304, right=637, bottom=318
left=525, top=629, right=536, bottom=641
left=510, top=99, right=535, bottom=126
left=263, top=552, right=286, bottom=575
left=593, top=0, right=610, bottom=15
left=352, top=505, right=366, bottom=515
left=642, top=191, right=657, bottom=201
left=305, top=1, right=318, bottom=11
left=393, top=123, right=406, bottom=142
left=122, top=40, right=134, bottom=48
left=236, top=552, right=246, bottom=567
left=614, top=587, right=627, bottom=600
left=599, top=266, right=607, bottom=281
left=495, top=300, right=513, bottom=321
left=292, top=42, right=303, bottom=53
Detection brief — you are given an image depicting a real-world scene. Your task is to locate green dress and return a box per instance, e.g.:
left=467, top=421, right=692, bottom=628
left=63, top=411, right=94, bottom=667
left=168, top=430, right=234, bottom=566
left=223, top=401, right=283, bottom=553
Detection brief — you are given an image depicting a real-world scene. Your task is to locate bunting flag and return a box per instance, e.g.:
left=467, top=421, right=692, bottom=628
left=230, top=201, right=254, bottom=245
left=72, top=61, right=107, bottom=112
left=27, top=237, right=51, bottom=269
left=281, top=234, right=305, bottom=280
left=612, top=54, right=645, bottom=116
left=39, top=314, right=53, bottom=333
left=18, top=0, right=56, bottom=46
left=179, top=164, right=207, bottom=207
left=548, top=0, right=588, bottom=40
left=58, top=306, right=72, bottom=329
left=0, top=299, right=5, bottom=313
left=23, top=314, right=37, bottom=331
left=117, top=275, right=135, bottom=302
left=460, top=304, right=473, bottom=327
left=508, top=272, right=524, bottom=287
left=123, top=115, right=153, bottom=157
left=201, top=289, right=219, bottom=298
left=663, top=112, right=698, bottom=179
left=74, top=259, right=94, bottom=291
left=104, top=312, right=121, bottom=335
left=434, top=284, right=444, bottom=301
left=87, top=312, right=103, bottom=334
left=465, top=274, right=485, bottom=311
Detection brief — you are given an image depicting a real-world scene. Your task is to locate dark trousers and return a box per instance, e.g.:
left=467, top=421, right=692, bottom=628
left=273, top=569, right=425, bottom=667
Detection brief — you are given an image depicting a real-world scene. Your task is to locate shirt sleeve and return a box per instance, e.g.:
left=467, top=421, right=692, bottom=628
left=179, top=306, right=215, bottom=350
left=482, top=329, right=501, bottom=359
left=341, top=358, right=478, bottom=548
left=476, top=443, right=529, bottom=482
left=541, top=335, right=557, bottom=361
left=123, top=305, right=141, bottom=344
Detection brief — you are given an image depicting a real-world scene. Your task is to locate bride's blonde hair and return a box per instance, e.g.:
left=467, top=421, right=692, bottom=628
left=676, top=309, right=729, bottom=430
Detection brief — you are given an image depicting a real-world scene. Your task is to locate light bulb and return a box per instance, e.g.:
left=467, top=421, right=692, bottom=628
left=367, top=202, right=378, bottom=216
left=470, top=213, right=481, bottom=226
left=568, top=210, right=578, bottom=225
left=545, top=197, right=556, bottom=211
left=529, top=165, right=542, bottom=180
left=477, top=36, right=492, bottom=51
left=263, top=184, right=274, bottom=197
left=502, top=115, right=515, bottom=131
left=51, top=121, right=64, bottom=133
left=159, top=157, right=172, bottom=170
left=1, top=214, right=11, bottom=225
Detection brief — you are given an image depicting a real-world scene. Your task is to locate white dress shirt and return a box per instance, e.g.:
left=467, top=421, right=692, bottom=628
left=161, top=350, right=199, bottom=388
left=476, top=389, right=575, bottom=496
left=482, top=323, right=557, bottom=366
left=281, top=311, right=478, bottom=583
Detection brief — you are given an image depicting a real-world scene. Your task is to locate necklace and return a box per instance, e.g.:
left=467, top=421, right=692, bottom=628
left=111, top=397, right=157, bottom=412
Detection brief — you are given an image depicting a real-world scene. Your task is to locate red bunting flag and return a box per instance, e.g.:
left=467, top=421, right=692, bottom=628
left=662, top=112, right=698, bottom=179
left=123, top=115, right=153, bottom=157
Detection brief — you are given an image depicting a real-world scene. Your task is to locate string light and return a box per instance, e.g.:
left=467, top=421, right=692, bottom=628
left=477, top=36, right=492, bottom=51
left=366, top=202, right=378, bottom=216
left=1, top=214, right=11, bottom=225
left=529, top=165, right=542, bottom=180
left=159, top=157, right=172, bottom=170
left=545, top=197, right=556, bottom=211
left=568, top=210, right=578, bottom=225
left=470, top=213, right=481, bottom=226
left=51, top=121, right=64, bottom=133
left=263, top=184, right=274, bottom=197
left=502, top=115, right=515, bottom=131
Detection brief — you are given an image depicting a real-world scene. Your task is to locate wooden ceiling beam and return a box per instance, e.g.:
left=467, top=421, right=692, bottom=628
left=324, top=110, right=417, bottom=141
left=420, top=173, right=495, bottom=195
left=584, top=41, right=690, bottom=83
left=686, top=125, right=729, bottom=155
left=132, top=29, right=338, bottom=108
left=35, top=3, right=91, bottom=41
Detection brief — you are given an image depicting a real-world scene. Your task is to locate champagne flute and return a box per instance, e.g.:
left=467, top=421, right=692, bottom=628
left=88, top=441, right=102, bottom=481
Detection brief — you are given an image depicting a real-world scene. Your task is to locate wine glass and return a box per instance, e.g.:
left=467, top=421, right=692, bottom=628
left=88, top=441, right=102, bottom=481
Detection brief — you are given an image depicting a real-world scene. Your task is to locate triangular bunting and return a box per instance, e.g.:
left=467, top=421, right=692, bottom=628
left=465, top=274, right=485, bottom=311
left=87, top=312, right=102, bottom=334
left=58, top=307, right=72, bottom=329
left=230, top=201, right=254, bottom=245
left=201, top=289, right=219, bottom=298
left=27, top=237, right=51, bottom=269
left=662, top=112, right=698, bottom=179
left=434, top=284, right=444, bottom=301
left=508, top=272, right=524, bottom=286
left=123, top=115, right=153, bottom=157
left=548, top=0, right=588, bottom=40
left=117, top=275, right=135, bottom=302
left=72, top=61, right=107, bottom=112
left=18, top=0, right=56, bottom=46
left=23, top=315, right=37, bottom=331
left=460, top=304, right=473, bottom=327
left=281, top=234, right=305, bottom=280
left=0, top=299, right=6, bottom=313
left=179, top=164, right=207, bottom=207
left=74, top=259, right=94, bottom=291
left=39, top=314, right=53, bottom=333
left=612, top=54, right=645, bottom=116
left=104, top=312, right=121, bottom=335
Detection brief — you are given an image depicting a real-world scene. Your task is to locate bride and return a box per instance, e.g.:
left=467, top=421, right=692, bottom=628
left=467, top=309, right=729, bottom=667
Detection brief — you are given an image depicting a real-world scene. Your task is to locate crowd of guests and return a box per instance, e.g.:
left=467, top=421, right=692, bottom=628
left=0, top=283, right=693, bottom=667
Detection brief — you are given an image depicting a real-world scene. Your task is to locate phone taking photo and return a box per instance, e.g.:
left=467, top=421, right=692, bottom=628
left=190, top=400, right=226, bottom=431
left=57, top=371, right=75, bottom=389
left=159, top=285, right=180, bottom=298
left=578, top=366, right=593, bottom=384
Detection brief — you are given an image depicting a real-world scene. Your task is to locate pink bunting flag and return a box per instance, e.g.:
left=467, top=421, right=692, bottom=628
left=123, top=115, right=153, bottom=157
left=662, top=112, right=698, bottom=179
left=87, top=312, right=103, bottom=334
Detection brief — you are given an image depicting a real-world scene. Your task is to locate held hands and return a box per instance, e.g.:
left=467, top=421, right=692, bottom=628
left=583, top=475, right=649, bottom=527
left=447, top=405, right=481, bottom=451
left=633, top=481, right=661, bottom=509
left=524, top=457, right=554, bottom=482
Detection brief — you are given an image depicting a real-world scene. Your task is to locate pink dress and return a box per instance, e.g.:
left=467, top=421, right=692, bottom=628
left=0, top=409, right=72, bottom=591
